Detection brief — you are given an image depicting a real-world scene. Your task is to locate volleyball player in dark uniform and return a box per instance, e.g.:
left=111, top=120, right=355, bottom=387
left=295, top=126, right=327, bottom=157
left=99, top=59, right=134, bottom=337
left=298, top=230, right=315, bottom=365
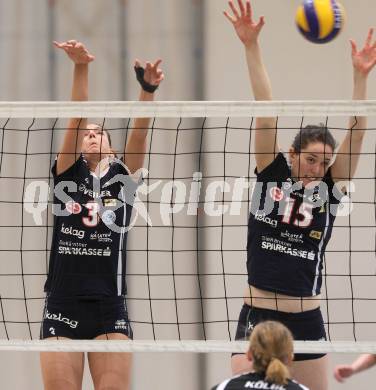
left=40, top=40, right=164, bottom=390
left=212, top=321, right=309, bottom=390
left=224, top=2, right=376, bottom=390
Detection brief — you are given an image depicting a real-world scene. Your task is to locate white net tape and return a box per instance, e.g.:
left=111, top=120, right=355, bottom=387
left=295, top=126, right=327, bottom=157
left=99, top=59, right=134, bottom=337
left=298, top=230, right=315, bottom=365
left=0, top=340, right=376, bottom=353
left=0, top=100, right=375, bottom=118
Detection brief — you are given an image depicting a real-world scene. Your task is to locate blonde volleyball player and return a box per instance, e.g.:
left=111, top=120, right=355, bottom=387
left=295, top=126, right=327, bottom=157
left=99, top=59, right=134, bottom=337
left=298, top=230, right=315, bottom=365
left=40, top=40, right=163, bottom=390
left=224, top=1, right=376, bottom=390
left=212, top=321, right=309, bottom=390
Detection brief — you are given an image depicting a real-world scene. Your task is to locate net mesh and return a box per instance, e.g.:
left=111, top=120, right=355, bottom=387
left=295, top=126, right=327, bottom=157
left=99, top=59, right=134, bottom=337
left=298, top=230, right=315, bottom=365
left=0, top=100, right=375, bottom=352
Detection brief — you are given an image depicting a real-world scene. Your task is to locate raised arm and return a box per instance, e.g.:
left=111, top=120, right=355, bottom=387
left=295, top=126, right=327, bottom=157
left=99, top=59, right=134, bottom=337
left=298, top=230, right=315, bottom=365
left=54, top=40, right=95, bottom=176
left=331, top=29, right=376, bottom=182
left=124, top=59, right=164, bottom=174
left=224, top=0, right=277, bottom=172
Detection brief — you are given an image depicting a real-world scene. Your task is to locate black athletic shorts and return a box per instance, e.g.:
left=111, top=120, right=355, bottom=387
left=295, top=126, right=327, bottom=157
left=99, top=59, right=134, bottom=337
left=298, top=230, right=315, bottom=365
left=40, top=295, right=133, bottom=340
left=234, top=304, right=326, bottom=361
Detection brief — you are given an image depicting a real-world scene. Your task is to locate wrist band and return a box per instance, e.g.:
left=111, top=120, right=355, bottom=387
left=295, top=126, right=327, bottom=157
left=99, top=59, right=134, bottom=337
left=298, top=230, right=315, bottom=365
left=134, top=66, right=159, bottom=93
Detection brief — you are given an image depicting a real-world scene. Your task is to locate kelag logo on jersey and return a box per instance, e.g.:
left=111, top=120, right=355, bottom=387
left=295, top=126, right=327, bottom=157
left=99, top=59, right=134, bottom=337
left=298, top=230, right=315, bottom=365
left=254, top=211, right=278, bottom=228
left=44, top=310, right=78, bottom=329
left=61, top=223, right=85, bottom=239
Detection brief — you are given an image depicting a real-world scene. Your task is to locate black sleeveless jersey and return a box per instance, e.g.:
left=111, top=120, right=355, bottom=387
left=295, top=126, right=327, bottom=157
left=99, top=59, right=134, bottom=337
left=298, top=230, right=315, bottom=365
left=211, top=371, right=309, bottom=390
left=247, top=153, right=343, bottom=297
left=45, top=155, right=136, bottom=297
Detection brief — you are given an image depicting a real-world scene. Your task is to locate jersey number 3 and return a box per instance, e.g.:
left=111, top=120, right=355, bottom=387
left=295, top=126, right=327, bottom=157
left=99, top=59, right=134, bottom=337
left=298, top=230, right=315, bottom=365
left=82, top=201, right=100, bottom=227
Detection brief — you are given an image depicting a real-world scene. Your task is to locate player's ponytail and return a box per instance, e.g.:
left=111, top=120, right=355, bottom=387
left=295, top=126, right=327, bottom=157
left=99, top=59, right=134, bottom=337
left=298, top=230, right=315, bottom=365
left=249, top=321, right=293, bottom=386
left=265, top=356, right=290, bottom=385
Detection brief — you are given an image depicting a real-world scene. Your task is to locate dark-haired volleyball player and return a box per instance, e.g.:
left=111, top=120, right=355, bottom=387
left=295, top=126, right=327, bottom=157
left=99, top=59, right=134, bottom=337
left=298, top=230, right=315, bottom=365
left=224, top=1, right=376, bottom=390
left=40, top=40, right=163, bottom=390
left=212, top=321, right=309, bottom=390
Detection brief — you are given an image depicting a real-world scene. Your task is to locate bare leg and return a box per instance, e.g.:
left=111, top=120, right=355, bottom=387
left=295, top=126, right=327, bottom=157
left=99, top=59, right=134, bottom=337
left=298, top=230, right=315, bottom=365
left=291, top=355, right=329, bottom=390
left=40, top=337, right=84, bottom=390
left=88, top=333, right=132, bottom=390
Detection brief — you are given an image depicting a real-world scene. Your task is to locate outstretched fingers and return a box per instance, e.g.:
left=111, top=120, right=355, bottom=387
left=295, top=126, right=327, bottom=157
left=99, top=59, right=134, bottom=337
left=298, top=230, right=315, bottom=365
left=223, top=10, right=236, bottom=24
left=134, top=59, right=141, bottom=68
left=136, top=59, right=164, bottom=85
left=246, top=0, right=252, bottom=19
left=155, top=72, right=164, bottom=84
left=134, top=59, right=162, bottom=69
left=145, top=62, right=152, bottom=73
left=75, top=42, right=84, bottom=50
left=53, top=40, right=95, bottom=63
left=151, top=60, right=164, bottom=84
left=152, top=59, right=162, bottom=69
left=225, top=0, right=253, bottom=23
left=53, top=40, right=76, bottom=49
left=368, top=28, right=376, bottom=50
left=228, top=0, right=240, bottom=20
left=350, top=39, right=357, bottom=56
left=53, top=40, right=63, bottom=48
left=237, top=0, right=246, bottom=17
left=365, top=28, right=374, bottom=48
left=256, top=16, right=265, bottom=31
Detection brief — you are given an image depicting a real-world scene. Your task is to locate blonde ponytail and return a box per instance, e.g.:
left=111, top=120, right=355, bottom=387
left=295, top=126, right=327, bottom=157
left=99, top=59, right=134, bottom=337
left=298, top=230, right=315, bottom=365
left=265, top=357, right=290, bottom=385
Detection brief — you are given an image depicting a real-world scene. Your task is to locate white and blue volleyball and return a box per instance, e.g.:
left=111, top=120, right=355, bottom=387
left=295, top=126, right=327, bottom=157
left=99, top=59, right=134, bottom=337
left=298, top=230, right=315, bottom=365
left=296, top=0, right=345, bottom=44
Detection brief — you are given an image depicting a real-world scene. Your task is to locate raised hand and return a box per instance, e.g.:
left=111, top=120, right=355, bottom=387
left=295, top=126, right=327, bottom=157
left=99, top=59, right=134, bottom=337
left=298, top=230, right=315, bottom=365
left=223, top=0, right=265, bottom=47
left=351, top=28, right=376, bottom=76
left=53, top=40, right=95, bottom=65
left=135, top=59, right=164, bottom=87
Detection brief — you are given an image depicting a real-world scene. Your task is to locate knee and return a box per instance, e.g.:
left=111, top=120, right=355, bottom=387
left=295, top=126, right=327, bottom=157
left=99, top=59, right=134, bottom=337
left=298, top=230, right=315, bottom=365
left=44, top=379, right=81, bottom=390
left=96, top=386, right=128, bottom=390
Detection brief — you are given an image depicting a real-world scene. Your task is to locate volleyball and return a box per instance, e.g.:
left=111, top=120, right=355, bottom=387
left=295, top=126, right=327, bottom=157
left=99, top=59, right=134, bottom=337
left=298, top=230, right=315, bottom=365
left=296, top=0, right=345, bottom=44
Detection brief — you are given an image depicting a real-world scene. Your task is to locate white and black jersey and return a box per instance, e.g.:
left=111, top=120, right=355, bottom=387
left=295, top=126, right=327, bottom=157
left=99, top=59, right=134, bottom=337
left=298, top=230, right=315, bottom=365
left=248, top=153, right=343, bottom=297
left=45, top=155, right=137, bottom=297
left=211, top=371, right=309, bottom=390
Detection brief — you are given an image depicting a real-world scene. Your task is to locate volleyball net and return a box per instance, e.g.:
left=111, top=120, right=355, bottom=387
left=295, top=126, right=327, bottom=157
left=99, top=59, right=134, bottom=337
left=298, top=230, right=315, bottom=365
left=0, top=100, right=375, bottom=353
